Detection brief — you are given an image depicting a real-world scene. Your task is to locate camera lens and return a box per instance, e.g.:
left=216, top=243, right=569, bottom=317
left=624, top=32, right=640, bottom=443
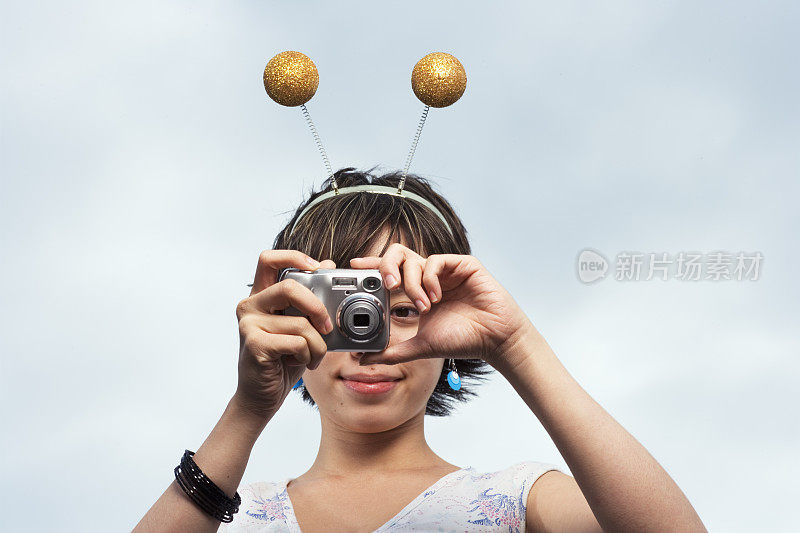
left=338, top=294, right=385, bottom=341
left=363, top=276, right=381, bottom=291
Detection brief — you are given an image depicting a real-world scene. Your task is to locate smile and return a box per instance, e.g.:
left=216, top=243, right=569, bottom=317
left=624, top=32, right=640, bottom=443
left=340, top=378, right=400, bottom=394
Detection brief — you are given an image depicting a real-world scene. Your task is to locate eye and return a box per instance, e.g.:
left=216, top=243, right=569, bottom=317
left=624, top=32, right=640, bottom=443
left=391, top=305, right=419, bottom=322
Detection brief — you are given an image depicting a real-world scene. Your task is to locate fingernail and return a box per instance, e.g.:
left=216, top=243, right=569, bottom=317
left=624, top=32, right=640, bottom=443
left=385, top=274, right=397, bottom=288
left=307, top=257, right=321, bottom=268
left=429, top=291, right=438, bottom=303
left=415, top=299, right=427, bottom=312
left=324, top=317, right=333, bottom=334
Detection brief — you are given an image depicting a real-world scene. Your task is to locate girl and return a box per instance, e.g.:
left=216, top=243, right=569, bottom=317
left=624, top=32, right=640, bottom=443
left=135, top=167, right=706, bottom=532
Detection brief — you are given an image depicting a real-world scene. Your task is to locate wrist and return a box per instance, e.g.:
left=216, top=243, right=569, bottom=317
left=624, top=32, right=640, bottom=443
left=490, top=321, right=552, bottom=377
left=227, top=393, right=276, bottom=437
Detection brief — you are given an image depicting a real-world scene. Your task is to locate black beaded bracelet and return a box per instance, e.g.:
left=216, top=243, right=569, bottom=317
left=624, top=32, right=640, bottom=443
left=174, top=449, right=241, bottom=523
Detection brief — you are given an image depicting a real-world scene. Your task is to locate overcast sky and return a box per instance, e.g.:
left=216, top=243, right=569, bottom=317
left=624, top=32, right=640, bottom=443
left=1, top=1, right=798, bottom=531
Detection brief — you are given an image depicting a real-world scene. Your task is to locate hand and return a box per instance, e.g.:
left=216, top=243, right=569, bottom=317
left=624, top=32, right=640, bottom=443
left=234, top=250, right=336, bottom=418
left=350, top=243, right=534, bottom=368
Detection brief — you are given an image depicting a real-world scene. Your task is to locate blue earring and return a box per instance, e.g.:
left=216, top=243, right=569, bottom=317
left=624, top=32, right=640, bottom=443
left=292, top=377, right=303, bottom=390
left=446, top=359, right=461, bottom=391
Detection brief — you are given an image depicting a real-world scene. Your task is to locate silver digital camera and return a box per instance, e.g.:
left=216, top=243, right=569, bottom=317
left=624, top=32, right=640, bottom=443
left=277, top=268, right=390, bottom=352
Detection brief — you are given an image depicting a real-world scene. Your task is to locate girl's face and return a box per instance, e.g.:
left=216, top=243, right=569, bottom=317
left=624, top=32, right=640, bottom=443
left=301, top=235, right=444, bottom=433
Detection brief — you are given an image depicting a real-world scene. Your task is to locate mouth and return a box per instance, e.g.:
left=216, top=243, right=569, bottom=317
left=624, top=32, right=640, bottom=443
left=339, top=375, right=402, bottom=395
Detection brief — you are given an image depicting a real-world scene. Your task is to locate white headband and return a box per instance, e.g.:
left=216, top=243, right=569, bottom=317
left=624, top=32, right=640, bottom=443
left=290, top=184, right=454, bottom=236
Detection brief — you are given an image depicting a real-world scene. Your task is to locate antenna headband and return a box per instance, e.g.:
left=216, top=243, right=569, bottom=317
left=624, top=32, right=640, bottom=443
left=264, top=51, right=466, bottom=240
left=290, top=184, right=454, bottom=236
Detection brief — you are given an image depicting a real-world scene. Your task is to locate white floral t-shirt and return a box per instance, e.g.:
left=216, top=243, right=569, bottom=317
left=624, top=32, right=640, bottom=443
left=218, top=461, right=560, bottom=532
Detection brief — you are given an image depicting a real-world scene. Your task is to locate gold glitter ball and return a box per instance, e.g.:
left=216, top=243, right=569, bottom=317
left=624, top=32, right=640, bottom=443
left=411, top=52, right=467, bottom=108
left=263, top=51, right=319, bottom=107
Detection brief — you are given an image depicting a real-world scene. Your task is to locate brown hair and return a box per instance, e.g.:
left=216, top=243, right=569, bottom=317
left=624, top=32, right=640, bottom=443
left=273, top=166, right=493, bottom=416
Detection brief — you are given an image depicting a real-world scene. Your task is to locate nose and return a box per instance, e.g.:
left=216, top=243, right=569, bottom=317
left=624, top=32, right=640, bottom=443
left=351, top=350, right=381, bottom=366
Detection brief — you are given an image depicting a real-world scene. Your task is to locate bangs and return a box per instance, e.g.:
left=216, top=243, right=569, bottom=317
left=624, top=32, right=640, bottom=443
left=284, top=181, right=455, bottom=266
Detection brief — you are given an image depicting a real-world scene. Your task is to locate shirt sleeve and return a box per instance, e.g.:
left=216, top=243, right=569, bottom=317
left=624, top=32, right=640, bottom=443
left=515, top=460, right=562, bottom=485
left=513, top=461, right=562, bottom=529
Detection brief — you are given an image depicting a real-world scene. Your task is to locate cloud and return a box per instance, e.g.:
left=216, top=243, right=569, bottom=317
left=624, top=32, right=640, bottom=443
left=1, top=1, right=797, bottom=531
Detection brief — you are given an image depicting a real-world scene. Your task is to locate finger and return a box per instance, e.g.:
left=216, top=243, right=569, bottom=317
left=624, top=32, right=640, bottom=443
left=351, top=255, right=401, bottom=289
left=257, top=314, right=329, bottom=369
left=422, top=254, right=477, bottom=292
left=250, top=249, right=323, bottom=296
left=350, top=256, right=380, bottom=268
left=381, top=243, right=429, bottom=311
left=401, top=257, right=430, bottom=313
left=271, top=333, right=313, bottom=367
left=280, top=258, right=334, bottom=369
left=358, top=336, right=433, bottom=366
left=421, top=255, right=445, bottom=304
left=378, top=244, right=408, bottom=290
left=244, top=330, right=312, bottom=367
left=319, top=259, right=337, bottom=270
left=352, top=250, right=429, bottom=310
left=251, top=279, right=333, bottom=336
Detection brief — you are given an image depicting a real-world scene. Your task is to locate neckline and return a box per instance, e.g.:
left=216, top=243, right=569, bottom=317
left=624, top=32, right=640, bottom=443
left=280, top=466, right=474, bottom=532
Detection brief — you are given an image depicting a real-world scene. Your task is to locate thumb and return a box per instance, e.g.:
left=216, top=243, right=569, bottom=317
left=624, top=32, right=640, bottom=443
left=359, top=336, right=432, bottom=365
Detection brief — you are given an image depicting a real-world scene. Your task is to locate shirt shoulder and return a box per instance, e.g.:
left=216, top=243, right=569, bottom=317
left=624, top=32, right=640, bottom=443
left=217, top=479, right=295, bottom=533
left=380, top=460, right=562, bottom=532
left=453, top=460, right=561, bottom=494
left=502, top=460, right=562, bottom=489
left=457, top=461, right=562, bottom=532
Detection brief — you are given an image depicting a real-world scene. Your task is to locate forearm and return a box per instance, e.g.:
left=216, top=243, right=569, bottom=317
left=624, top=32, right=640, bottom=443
left=492, top=325, right=706, bottom=532
left=133, top=395, right=274, bottom=533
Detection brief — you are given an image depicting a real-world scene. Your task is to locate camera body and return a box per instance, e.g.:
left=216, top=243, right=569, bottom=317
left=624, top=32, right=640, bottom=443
left=278, top=268, right=390, bottom=352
